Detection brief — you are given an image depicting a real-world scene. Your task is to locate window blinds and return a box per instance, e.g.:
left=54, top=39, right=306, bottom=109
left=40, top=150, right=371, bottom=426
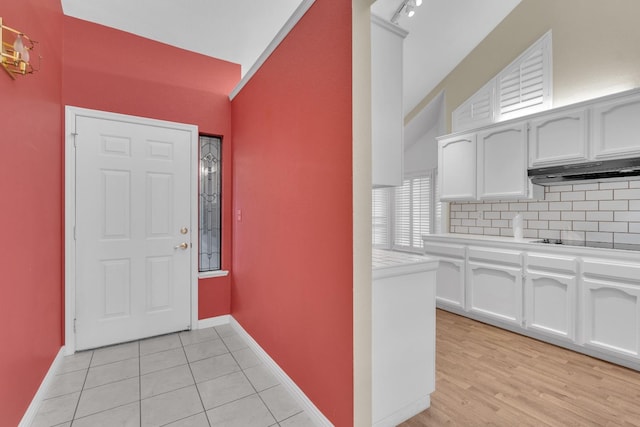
left=372, top=172, right=440, bottom=252
left=372, top=187, right=390, bottom=247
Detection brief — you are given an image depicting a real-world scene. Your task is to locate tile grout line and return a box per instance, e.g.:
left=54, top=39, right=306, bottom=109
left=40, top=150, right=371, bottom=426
left=180, top=329, right=214, bottom=427
left=138, top=340, right=142, bottom=427
left=69, top=350, right=94, bottom=425
left=224, top=334, right=282, bottom=425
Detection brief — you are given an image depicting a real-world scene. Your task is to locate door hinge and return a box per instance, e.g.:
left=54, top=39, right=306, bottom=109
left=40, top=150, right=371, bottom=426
left=73, top=318, right=77, bottom=333
left=72, top=132, right=78, bottom=147
left=73, top=225, right=76, bottom=240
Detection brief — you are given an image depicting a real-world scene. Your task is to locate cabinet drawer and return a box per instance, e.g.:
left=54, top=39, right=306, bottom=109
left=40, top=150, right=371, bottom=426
left=583, top=258, right=640, bottom=283
left=423, top=242, right=465, bottom=259
left=527, top=253, right=577, bottom=274
left=468, top=246, right=521, bottom=266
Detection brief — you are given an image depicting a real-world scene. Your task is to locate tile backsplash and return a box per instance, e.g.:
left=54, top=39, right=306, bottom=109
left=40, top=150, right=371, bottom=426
left=449, top=180, right=640, bottom=245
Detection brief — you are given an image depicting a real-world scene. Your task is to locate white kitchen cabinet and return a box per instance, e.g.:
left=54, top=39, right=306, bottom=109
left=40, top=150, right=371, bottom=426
left=581, top=258, right=640, bottom=361
left=592, top=91, right=640, bottom=160
left=371, top=15, right=407, bottom=187
left=422, top=234, right=640, bottom=370
left=423, top=242, right=465, bottom=309
left=477, top=122, right=542, bottom=200
left=438, top=121, right=542, bottom=202
left=524, top=253, right=576, bottom=342
left=528, top=107, right=589, bottom=167
left=372, top=250, right=437, bottom=427
left=437, top=133, right=476, bottom=201
left=466, top=247, right=523, bottom=326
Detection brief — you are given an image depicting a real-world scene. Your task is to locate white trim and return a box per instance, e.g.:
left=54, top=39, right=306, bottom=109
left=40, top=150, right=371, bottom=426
left=197, top=314, right=231, bottom=330
left=18, top=347, right=66, bottom=427
left=372, top=396, right=431, bottom=427
left=198, top=269, right=229, bottom=279
left=64, top=106, right=199, bottom=354
left=230, top=317, right=333, bottom=427
left=370, top=14, right=409, bottom=39
left=229, top=0, right=316, bottom=100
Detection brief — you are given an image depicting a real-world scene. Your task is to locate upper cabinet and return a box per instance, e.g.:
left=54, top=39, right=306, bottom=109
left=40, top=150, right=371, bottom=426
left=528, top=89, right=640, bottom=167
left=438, top=88, right=640, bottom=201
left=529, top=107, right=589, bottom=167
left=438, top=133, right=476, bottom=201
left=592, top=91, right=640, bottom=160
left=477, top=122, right=529, bottom=199
left=438, top=122, right=542, bottom=201
left=371, top=16, right=407, bottom=188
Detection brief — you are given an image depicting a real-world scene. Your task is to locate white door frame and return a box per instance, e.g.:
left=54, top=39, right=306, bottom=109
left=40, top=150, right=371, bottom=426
left=64, top=106, right=199, bottom=355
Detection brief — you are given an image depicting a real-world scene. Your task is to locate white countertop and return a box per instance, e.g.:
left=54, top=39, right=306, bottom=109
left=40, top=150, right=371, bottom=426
left=422, top=233, right=536, bottom=244
left=372, top=249, right=439, bottom=279
left=421, top=233, right=640, bottom=260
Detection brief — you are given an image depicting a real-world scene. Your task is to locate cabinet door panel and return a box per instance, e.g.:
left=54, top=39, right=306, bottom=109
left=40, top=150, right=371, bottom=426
left=438, top=134, right=476, bottom=201
left=529, top=109, right=588, bottom=167
left=435, top=257, right=465, bottom=309
left=477, top=123, right=528, bottom=199
left=468, top=262, right=522, bottom=325
left=525, top=272, right=575, bottom=341
left=582, top=278, right=640, bottom=358
left=592, top=92, right=640, bottom=160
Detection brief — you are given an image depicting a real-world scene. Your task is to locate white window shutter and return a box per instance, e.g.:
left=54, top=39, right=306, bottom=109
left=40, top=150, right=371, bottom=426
left=452, top=82, right=495, bottom=132
left=497, top=31, right=552, bottom=121
left=452, top=30, right=552, bottom=127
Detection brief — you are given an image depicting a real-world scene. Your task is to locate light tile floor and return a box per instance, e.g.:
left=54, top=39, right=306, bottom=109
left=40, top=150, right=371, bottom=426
left=31, top=324, right=317, bottom=427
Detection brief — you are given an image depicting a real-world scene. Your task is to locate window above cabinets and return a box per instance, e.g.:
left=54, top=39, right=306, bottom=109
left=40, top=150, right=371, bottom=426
left=452, top=31, right=552, bottom=132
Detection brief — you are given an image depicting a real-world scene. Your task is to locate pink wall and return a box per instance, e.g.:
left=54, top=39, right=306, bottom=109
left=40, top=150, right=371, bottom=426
left=62, top=17, right=240, bottom=318
left=0, top=1, right=64, bottom=425
left=230, top=0, right=354, bottom=425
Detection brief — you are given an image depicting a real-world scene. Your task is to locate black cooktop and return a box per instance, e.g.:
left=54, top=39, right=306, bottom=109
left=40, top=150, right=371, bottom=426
left=532, top=239, right=640, bottom=252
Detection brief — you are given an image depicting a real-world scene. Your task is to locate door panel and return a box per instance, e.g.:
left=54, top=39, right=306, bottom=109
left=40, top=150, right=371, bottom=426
left=75, top=115, right=192, bottom=350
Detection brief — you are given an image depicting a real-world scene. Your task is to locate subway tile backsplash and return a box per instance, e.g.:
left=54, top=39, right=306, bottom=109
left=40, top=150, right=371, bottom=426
left=449, top=180, right=640, bottom=244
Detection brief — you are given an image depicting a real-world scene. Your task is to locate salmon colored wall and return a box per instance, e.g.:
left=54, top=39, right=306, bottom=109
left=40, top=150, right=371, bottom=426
left=230, top=0, right=353, bottom=425
left=0, top=1, right=64, bottom=425
left=62, top=17, right=240, bottom=318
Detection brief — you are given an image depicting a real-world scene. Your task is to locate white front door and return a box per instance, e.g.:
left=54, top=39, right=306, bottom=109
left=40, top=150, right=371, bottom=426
left=72, top=111, right=194, bottom=350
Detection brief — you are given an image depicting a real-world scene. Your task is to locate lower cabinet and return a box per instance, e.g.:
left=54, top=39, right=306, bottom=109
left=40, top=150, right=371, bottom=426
left=423, top=242, right=465, bottom=309
left=467, top=247, right=523, bottom=326
left=524, top=253, right=576, bottom=342
left=423, top=236, right=640, bottom=370
left=581, top=258, right=640, bottom=361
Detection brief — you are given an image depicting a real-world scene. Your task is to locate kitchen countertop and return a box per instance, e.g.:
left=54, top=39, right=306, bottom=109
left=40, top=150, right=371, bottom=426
left=422, top=233, right=536, bottom=244
left=372, top=249, right=439, bottom=279
left=422, top=233, right=640, bottom=259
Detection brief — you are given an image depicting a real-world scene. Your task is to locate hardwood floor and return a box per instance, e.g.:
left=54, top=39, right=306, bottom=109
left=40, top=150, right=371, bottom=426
left=400, top=309, right=640, bottom=427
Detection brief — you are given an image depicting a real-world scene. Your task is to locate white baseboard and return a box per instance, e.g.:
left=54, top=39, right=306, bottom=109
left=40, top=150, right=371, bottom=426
left=373, top=396, right=431, bottom=427
left=229, top=317, right=333, bottom=427
left=198, top=314, right=231, bottom=329
left=19, top=346, right=66, bottom=427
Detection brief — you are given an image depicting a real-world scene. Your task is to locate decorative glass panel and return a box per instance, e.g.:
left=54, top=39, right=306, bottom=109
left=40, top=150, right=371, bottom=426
left=199, top=135, right=221, bottom=272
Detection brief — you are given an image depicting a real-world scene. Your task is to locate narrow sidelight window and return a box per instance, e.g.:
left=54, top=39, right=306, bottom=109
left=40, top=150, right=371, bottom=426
left=199, top=135, right=222, bottom=272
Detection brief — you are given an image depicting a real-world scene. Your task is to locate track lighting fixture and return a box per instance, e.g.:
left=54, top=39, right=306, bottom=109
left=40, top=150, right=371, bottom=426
left=391, top=0, right=422, bottom=24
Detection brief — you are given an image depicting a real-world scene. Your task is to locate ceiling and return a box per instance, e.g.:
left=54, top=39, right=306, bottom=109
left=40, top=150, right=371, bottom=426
left=60, top=0, right=304, bottom=77
left=61, top=0, right=521, bottom=114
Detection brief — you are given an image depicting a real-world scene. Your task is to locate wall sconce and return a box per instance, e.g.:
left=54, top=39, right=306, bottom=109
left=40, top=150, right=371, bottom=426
left=391, top=0, right=422, bottom=24
left=1, top=17, right=38, bottom=79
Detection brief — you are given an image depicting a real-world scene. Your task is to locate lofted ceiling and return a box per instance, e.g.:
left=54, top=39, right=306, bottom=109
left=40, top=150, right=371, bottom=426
left=61, top=0, right=521, bottom=114
left=371, top=0, right=521, bottom=114
left=60, top=0, right=304, bottom=77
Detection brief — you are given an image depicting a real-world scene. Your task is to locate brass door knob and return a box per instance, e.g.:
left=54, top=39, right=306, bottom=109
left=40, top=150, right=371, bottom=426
left=174, top=242, right=188, bottom=250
